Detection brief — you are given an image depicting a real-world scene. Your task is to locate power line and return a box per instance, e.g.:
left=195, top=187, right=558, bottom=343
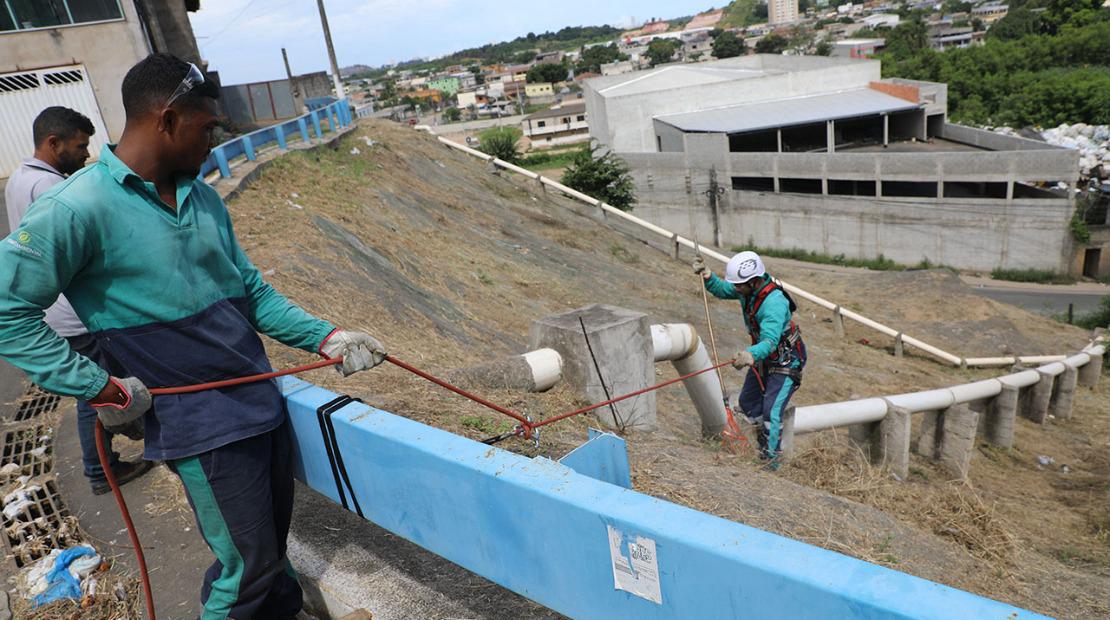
left=202, top=0, right=263, bottom=47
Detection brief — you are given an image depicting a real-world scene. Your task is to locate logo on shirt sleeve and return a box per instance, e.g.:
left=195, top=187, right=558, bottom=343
left=17, top=231, right=30, bottom=244
left=7, top=230, right=43, bottom=258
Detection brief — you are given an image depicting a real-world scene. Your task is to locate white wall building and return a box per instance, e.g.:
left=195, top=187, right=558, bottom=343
left=770, top=0, right=801, bottom=24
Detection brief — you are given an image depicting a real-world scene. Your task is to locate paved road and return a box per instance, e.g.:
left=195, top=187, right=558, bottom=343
left=968, top=285, right=1106, bottom=317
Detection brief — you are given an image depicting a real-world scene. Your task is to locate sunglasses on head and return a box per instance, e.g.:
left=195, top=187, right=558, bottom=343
left=164, top=62, right=205, bottom=108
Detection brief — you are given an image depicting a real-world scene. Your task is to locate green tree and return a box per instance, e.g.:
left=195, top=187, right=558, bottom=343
left=814, top=40, right=833, bottom=56
left=711, top=30, right=745, bottom=59
left=755, top=33, right=788, bottom=54
left=527, top=62, right=569, bottom=84
left=884, top=20, right=929, bottom=60
left=577, top=43, right=624, bottom=73
left=561, top=147, right=637, bottom=211
left=987, top=7, right=1041, bottom=39
left=443, top=107, right=461, bottom=122
left=646, top=38, right=679, bottom=66
left=512, top=50, right=537, bottom=64
left=477, top=126, right=522, bottom=163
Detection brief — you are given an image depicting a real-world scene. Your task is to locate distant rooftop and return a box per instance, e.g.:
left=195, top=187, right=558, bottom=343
left=596, top=65, right=773, bottom=97
left=654, top=88, right=920, bottom=134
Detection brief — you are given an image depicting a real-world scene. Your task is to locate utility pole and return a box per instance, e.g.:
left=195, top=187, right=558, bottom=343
left=315, top=0, right=345, bottom=100
left=704, top=167, right=725, bottom=248
left=281, top=47, right=302, bottom=103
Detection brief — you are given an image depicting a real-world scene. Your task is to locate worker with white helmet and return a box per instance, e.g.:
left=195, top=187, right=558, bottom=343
left=693, top=251, right=807, bottom=467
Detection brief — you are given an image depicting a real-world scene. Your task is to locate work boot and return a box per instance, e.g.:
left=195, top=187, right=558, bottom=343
left=90, top=459, right=153, bottom=495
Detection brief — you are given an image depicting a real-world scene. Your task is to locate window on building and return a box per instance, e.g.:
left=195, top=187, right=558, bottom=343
left=537, top=120, right=546, bottom=128
left=561, top=117, right=570, bottom=124
left=729, top=129, right=778, bottom=153
left=2, top=0, right=123, bottom=32
left=945, top=181, right=1009, bottom=199
left=576, top=115, right=585, bottom=121
left=828, top=179, right=877, bottom=196
left=731, top=176, right=775, bottom=192
left=780, top=177, right=823, bottom=194
left=882, top=181, right=938, bottom=197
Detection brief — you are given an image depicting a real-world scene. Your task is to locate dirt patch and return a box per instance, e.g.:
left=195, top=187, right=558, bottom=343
left=227, top=119, right=1107, bottom=618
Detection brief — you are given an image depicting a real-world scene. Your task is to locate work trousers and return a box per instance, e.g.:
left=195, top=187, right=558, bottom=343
left=738, top=367, right=801, bottom=462
left=65, top=334, right=120, bottom=481
left=168, top=418, right=302, bottom=620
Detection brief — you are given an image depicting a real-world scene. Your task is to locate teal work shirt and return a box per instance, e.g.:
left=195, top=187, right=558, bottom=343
left=0, top=145, right=336, bottom=459
left=704, top=273, right=794, bottom=364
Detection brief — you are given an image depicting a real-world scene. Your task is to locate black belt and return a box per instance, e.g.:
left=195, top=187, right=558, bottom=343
left=316, top=395, right=364, bottom=518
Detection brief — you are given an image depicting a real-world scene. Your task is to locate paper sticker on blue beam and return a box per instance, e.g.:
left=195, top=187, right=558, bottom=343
left=278, top=377, right=1050, bottom=620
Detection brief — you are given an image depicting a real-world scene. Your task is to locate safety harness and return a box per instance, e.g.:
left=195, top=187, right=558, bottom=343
left=745, top=278, right=805, bottom=380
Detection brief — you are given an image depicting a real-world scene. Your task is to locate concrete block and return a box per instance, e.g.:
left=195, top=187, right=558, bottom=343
left=1020, top=371, right=1053, bottom=424
left=982, top=384, right=1017, bottom=448
left=529, top=304, right=656, bottom=430
left=914, top=410, right=940, bottom=458
left=1078, top=351, right=1103, bottom=388
left=848, top=421, right=876, bottom=457
left=937, top=404, right=978, bottom=480
left=876, top=403, right=911, bottom=480
left=1050, top=366, right=1078, bottom=420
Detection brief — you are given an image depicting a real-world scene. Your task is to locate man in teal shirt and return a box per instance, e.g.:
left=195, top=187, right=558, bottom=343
left=694, top=251, right=807, bottom=467
left=0, top=54, right=382, bottom=619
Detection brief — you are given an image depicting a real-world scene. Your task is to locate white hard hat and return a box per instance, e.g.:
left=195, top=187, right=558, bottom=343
left=725, top=251, right=765, bottom=284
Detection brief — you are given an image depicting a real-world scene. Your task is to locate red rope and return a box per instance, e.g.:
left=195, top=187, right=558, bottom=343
left=148, top=357, right=342, bottom=395
left=383, top=355, right=532, bottom=428
left=95, top=419, right=156, bottom=620
left=531, top=359, right=735, bottom=430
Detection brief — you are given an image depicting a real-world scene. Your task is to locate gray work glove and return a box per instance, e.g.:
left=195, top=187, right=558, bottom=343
left=692, top=255, right=707, bottom=276
left=320, top=330, right=387, bottom=377
left=732, top=350, right=755, bottom=370
left=91, top=376, right=152, bottom=431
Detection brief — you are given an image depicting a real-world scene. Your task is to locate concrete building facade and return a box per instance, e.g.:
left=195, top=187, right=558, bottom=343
left=0, top=1, right=203, bottom=176
left=769, top=0, right=800, bottom=24
left=522, top=102, right=589, bottom=148
left=584, top=55, right=1083, bottom=274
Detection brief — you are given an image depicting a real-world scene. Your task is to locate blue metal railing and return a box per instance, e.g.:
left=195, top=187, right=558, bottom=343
left=201, top=99, right=352, bottom=180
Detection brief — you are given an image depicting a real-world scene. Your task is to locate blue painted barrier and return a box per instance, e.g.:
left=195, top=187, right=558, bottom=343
left=278, top=377, right=1049, bottom=620
left=200, top=99, right=351, bottom=179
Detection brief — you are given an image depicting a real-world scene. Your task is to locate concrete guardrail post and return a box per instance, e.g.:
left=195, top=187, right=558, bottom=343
left=832, top=306, right=845, bottom=338
left=1050, top=366, right=1078, bottom=420
left=213, top=147, right=231, bottom=178
left=982, top=384, right=1017, bottom=448
left=297, top=118, right=311, bottom=143
left=275, top=125, right=287, bottom=150
left=1020, top=371, right=1054, bottom=424
left=310, top=110, right=323, bottom=138
left=242, top=136, right=256, bottom=161
left=671, top=233, right=680, bottom=260
left=780, top=406, right=796, bottom=460
left=877, top=403, right=911, bottom=480
left=915, top=404, right=978, bottom=479
left=1078, top=351, right=1103, bottom=388
left=894, top=333, right=904, bottom=359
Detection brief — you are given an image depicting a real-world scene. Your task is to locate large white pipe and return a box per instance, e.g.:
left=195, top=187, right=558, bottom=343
left=522, top=348, right=563, bottom=392
left=651, top=324, right=729, bottom=436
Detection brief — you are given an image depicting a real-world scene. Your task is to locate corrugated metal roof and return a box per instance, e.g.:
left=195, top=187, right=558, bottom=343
left=654, top=89, right=920, bottom=134
left=523, top=101, right=586, bottom=121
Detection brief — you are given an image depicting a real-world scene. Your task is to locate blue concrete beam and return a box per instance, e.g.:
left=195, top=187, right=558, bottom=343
left=279, top=377, right=1047, bottom=620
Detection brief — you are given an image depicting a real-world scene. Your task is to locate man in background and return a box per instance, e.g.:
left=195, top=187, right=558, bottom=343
left=3, top=106, right=151, bottom=495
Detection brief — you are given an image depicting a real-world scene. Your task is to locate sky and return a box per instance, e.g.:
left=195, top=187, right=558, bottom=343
left=188, top=0, right=716, bottom=84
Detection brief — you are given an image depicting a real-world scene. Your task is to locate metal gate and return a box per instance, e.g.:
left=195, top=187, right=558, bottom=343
left=0, top=65, right=111, bottom=178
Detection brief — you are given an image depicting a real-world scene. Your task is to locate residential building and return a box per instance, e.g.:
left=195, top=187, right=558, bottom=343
left=457, top=91, right=479, bottom=109
left=861, top=13, right=900, bottom=28
left=770, top=0, right=801, bottom=23
left=525, top=82, right=555, bottom=98
left=533, top=51, right=566, bottom=65
left=583, top=55, right=1085, bottom=274
left=831, top=38, right=886, bottom=58
left=930, top=26, right=982, bottom=50
left=971, top=2, right=1009, bottom=23
left=521, top=102, right=588, bottom=147
left=601, top=60, right=636, bottom=76
left=1, top=0, right=204, bottom=177
left=427, top=76, right=461, bottom=97
left=452, top=71, right=478, bottom=91
left=682, top=32, right=713, bottom=60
